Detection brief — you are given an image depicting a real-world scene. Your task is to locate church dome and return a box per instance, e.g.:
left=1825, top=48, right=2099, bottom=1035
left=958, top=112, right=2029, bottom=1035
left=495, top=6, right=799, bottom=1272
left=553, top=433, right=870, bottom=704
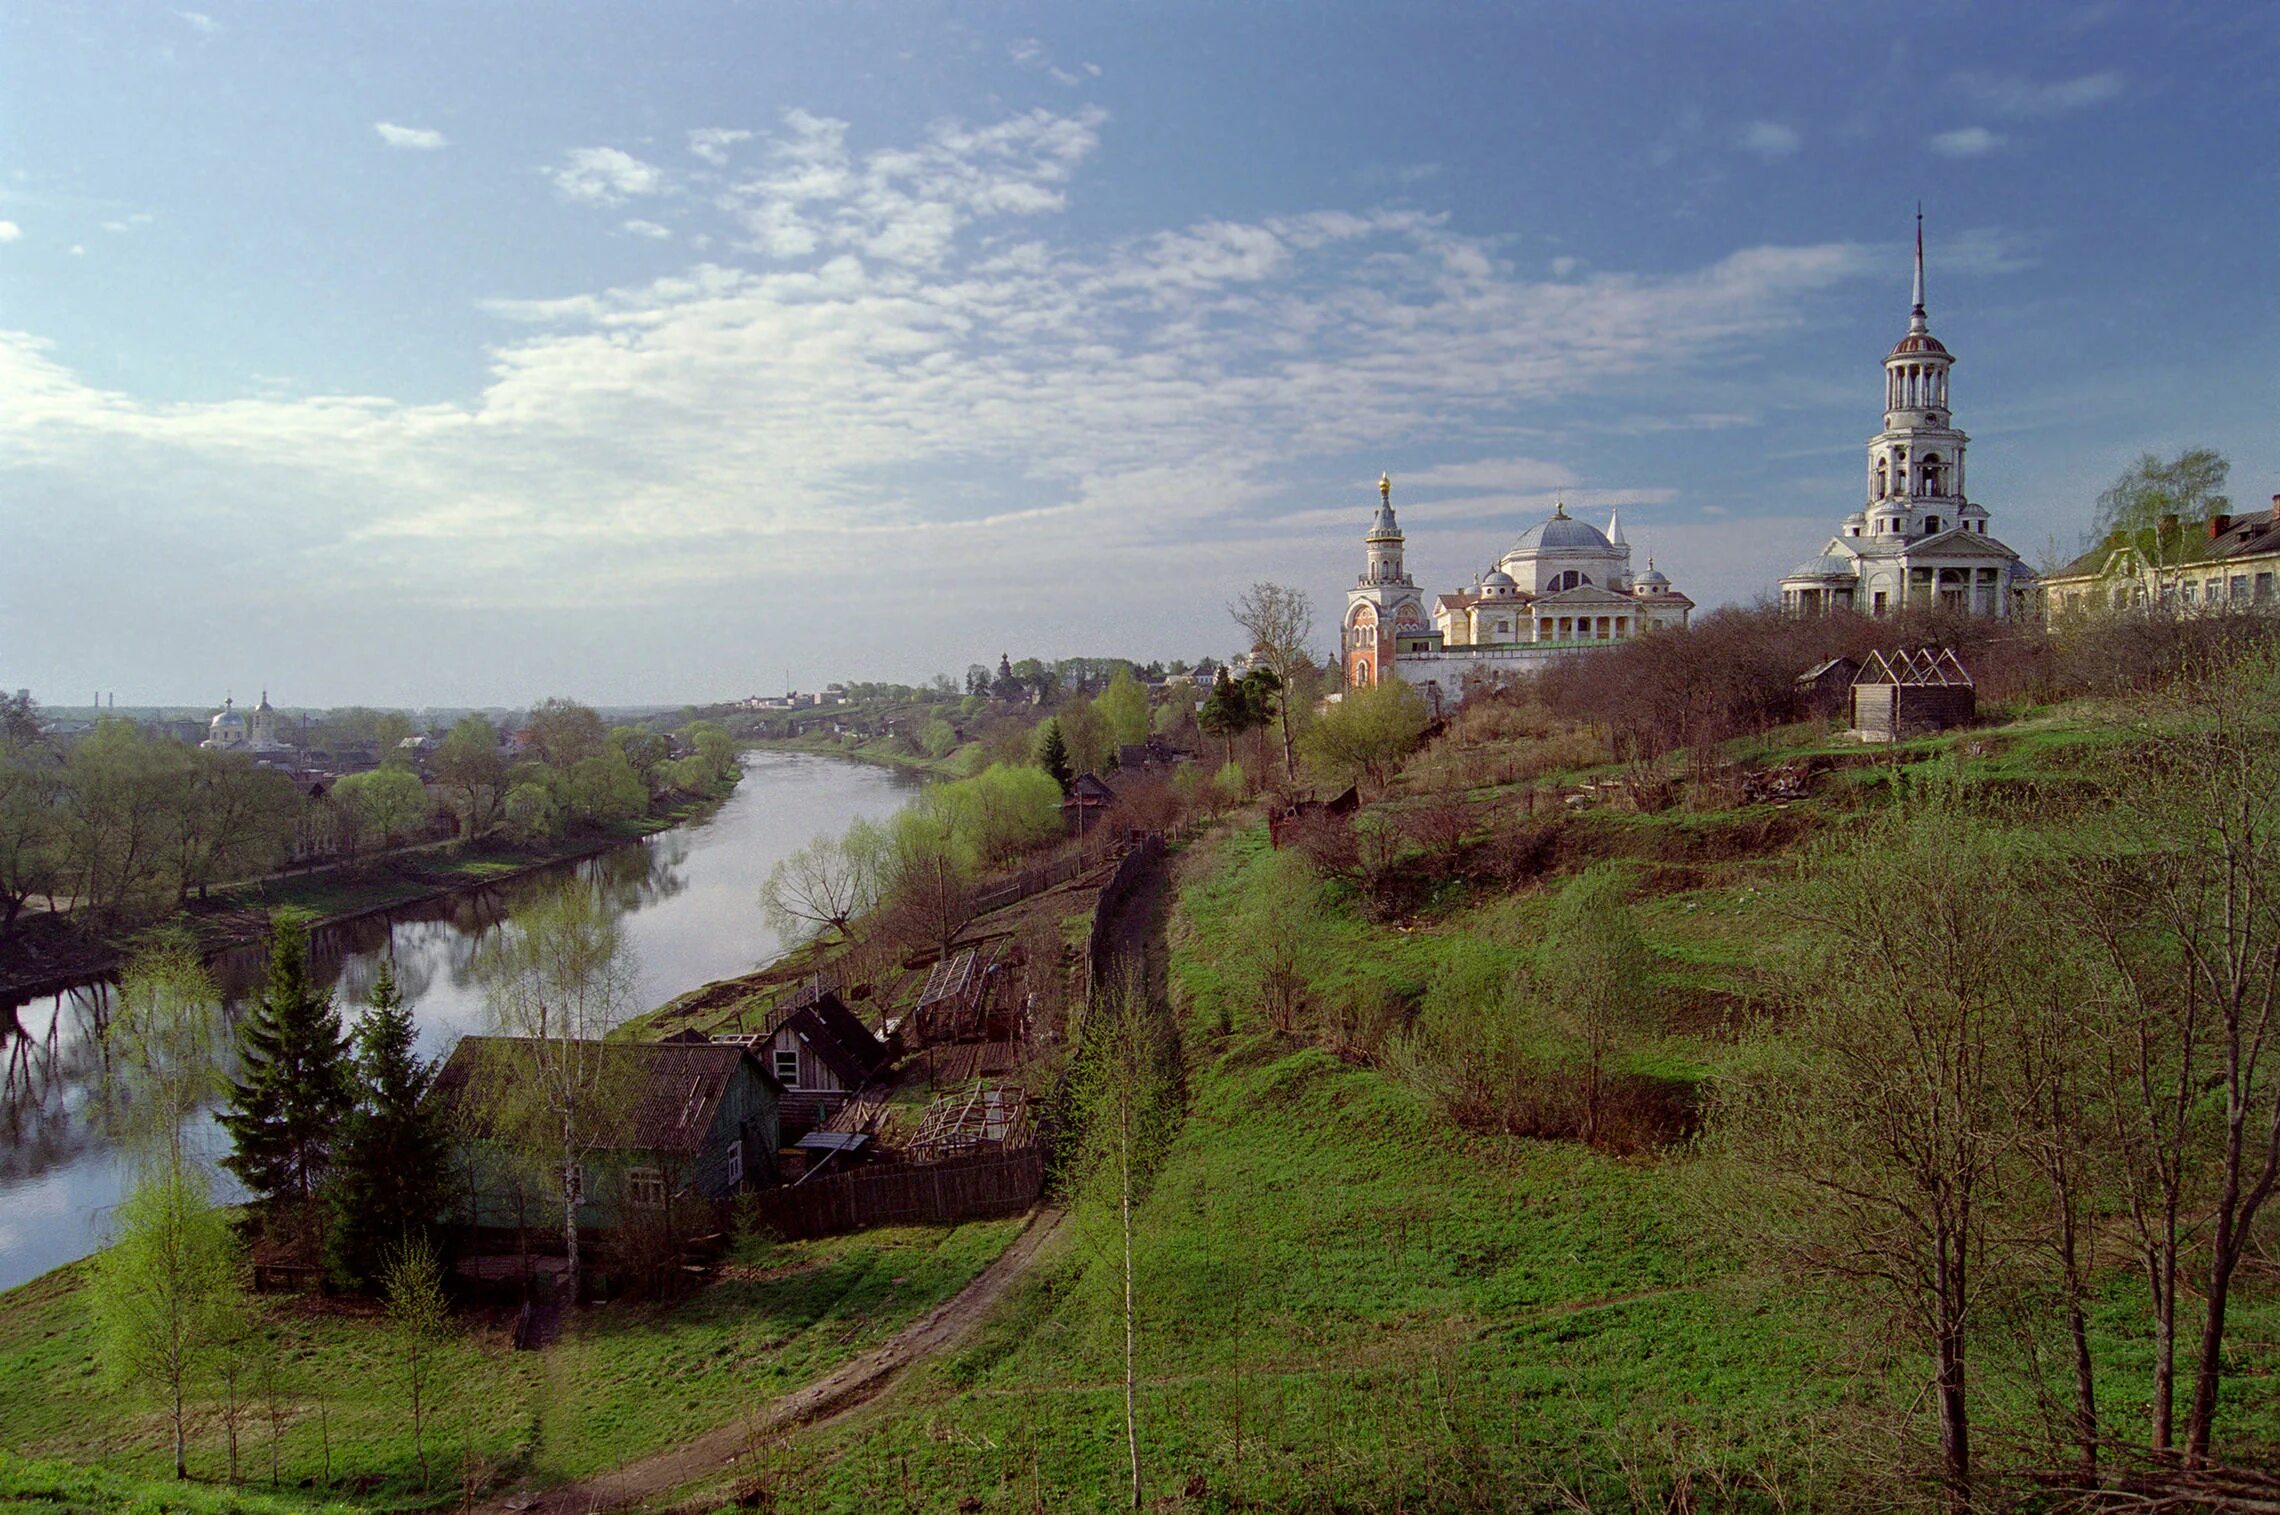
left=1366, top=503, right=1402, bottom=540
left=1888, top=332, right=1950, bottom=358
left=212, top=704, right=245, bottom=728
left=1639, top=564, right=1670, bottom=588
left=1508, top=508, right=1612, bottom=555
left=1481, top=570, right=1518, bottom=597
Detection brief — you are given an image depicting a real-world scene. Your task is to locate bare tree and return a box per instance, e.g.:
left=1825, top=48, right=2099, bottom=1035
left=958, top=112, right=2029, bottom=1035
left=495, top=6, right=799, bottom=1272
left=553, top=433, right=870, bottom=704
left=1708, top=792, right=2033, bottom=1511
left=2062, top=647, right=2280, bottom=1466
left=474, top=880, right=641, bottom=1304
left=760, top=825, right=881, bottom=945
left=1228, top=582, right=1316, bottom=782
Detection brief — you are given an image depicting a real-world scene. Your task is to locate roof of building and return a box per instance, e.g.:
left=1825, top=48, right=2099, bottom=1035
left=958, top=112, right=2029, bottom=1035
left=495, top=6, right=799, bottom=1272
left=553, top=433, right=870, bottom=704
left=1855, top=647, right=1974, bottom=688
left=1785, top=553, right=1861, bottom=582
left=2047, top=508, right=2280, bottom=583
left=1507, top=504, right=1613, bottom=556
left=435, top=1036, right=780, bottom=1155
left=1532, top=584, right=1639, bottom=607
left=1888, top=332, right=1950, bottom=358
left=769, top=994, right=888, bottom=1086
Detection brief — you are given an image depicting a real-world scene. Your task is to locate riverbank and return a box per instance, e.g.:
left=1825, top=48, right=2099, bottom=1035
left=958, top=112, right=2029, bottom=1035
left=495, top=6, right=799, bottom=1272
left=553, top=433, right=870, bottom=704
left=0, top=788, right=733, bottom=1005
left=745, top=730, right=975, bottom=778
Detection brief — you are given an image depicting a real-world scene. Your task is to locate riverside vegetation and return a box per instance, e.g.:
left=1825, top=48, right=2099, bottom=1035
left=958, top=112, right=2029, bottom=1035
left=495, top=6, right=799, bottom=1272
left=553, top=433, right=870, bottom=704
left=12, top=590, right=2280, bottom=1510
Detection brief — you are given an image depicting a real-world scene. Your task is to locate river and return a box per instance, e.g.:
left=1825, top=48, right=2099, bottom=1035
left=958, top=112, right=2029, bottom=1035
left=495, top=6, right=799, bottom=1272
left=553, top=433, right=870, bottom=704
left=0, top=750, right=922, bottom=1294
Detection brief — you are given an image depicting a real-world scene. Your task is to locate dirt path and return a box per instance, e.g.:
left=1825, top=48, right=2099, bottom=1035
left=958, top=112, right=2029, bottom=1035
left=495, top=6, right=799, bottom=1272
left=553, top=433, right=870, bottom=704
left=479, top=1205, right=1063, bottom=1515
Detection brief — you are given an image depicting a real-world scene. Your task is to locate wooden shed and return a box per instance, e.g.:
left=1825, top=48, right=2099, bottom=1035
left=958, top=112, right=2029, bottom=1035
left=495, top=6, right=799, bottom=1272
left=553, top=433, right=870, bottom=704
left=1795, top=656, right=1861, bottom=719
left=755, top=984, right=890, bottom=1135
left=1850, top=648, right=1975, bottom=742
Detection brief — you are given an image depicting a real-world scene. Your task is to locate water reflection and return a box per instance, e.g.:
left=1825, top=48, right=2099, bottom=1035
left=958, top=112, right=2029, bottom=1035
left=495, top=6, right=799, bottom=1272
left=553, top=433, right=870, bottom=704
left=0, top=750, right=919, bottom=1291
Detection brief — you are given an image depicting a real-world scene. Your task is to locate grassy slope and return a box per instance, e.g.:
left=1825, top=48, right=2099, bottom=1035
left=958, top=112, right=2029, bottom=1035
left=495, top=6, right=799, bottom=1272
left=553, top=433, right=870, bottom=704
left=698, top=703, right=2280, bottom=1511
left=0, top=1220, right=1019, bottom=1511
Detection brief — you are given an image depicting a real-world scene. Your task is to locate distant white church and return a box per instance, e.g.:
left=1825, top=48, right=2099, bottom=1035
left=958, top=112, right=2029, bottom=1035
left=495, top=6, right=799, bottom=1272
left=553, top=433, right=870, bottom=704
left=1780, top=217, right=2035, bottom=617
left=1342, top=475, right=1693, bottom=696
left=203, top=692, right=290, bottom=754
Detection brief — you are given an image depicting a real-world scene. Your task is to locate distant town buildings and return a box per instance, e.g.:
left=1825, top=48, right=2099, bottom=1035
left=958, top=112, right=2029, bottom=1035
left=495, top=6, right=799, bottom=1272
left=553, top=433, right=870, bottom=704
left=1341, top=473, right=1694, bottom=697
left=1779, top=217, right=2034, bottom=618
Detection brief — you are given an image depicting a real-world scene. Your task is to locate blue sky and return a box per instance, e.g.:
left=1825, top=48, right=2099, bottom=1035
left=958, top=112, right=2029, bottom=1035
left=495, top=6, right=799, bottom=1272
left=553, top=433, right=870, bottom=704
left=3, top=2, right=2273, bottom=706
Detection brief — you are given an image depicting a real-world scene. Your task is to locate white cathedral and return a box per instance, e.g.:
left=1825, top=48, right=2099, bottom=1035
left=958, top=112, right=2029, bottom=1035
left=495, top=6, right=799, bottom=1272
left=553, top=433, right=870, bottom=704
left=1779, top=218, right=2034, bottom=617
left=203, top=692, right=290, bottom=754
left=1342, top=475, right=1694, bottom=695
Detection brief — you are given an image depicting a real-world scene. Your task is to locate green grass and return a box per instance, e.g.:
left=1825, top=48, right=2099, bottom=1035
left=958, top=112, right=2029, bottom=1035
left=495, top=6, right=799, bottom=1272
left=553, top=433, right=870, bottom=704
left=0, top=1450, right=366, bottom=1514
left=0, top=1220, right=1021, bottom=1511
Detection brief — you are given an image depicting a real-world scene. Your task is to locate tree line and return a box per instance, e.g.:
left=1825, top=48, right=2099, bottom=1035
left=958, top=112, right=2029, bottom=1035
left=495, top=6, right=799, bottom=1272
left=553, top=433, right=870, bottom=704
left=0, top=695, right=740, bottom=932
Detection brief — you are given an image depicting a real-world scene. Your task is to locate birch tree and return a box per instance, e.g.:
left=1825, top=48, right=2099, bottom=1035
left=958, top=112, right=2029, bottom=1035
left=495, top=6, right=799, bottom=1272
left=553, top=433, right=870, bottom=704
left=1072, top=971, right=1179, bottom=1509
left=473, top=880, right=640, bottom=1303
left=1228, top=583, right=1315, bottom=783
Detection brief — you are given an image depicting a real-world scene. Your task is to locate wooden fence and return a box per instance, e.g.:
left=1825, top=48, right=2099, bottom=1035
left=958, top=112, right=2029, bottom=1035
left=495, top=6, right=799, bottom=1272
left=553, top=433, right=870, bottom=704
left=1081, top=833, right=1164, bottom=999
left=970, top=851, right=1091, bottom=916
left=752, top=1148, right=1046, bottom=1240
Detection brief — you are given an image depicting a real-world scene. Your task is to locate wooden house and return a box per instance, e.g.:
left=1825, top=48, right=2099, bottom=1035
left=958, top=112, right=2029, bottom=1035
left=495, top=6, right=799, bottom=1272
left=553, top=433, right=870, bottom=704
left=1795, top=656, right=1861, bottom=719
left=755, top=985, right=890, bottom=1135
left=1851, top=648, right=1975, bottom=742
left=1063, top=771, right=1117, bottom=834
left=435, top=1036, right=783, bottom=1234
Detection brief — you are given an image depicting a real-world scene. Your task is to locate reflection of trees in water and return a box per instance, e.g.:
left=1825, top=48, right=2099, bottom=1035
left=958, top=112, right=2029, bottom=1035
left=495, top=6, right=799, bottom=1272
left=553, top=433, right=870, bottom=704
left=2, top=982, right=120, bottom=1182
left=0, top=830, right=697, bottom=1195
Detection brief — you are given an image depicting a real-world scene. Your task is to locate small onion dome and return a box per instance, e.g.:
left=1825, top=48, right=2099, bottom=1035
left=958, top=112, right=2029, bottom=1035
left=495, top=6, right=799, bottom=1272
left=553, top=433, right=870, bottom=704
left=1367, top=502, right=1402, bottom=540
left=1638, top=563, right=1671, bottom=588
left=1786, top=554, right=1858, bottom=581
left=1888, top=331, right=1950, bottom=358
left=1481, top=569, right=1519, bottom=597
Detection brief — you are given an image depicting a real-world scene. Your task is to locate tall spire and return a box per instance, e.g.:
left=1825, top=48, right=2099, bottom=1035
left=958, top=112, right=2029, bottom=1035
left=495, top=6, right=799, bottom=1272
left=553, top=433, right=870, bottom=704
left=1910, top=204, right=1927, bottom=332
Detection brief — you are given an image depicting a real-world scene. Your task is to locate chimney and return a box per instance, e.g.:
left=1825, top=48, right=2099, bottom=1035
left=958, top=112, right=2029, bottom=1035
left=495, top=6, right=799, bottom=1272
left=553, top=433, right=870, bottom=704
left=2209, top=513, right=2233, bottom=540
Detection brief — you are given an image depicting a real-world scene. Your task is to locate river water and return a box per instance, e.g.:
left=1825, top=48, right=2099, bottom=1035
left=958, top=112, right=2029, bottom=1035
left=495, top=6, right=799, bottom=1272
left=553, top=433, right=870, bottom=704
left=0, top=750, right=921, bottom=1294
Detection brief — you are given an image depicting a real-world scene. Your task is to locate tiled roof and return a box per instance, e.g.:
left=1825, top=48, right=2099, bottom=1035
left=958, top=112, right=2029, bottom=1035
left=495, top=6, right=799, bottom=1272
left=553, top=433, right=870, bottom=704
left=2049, top=509, right=2280, bottom=581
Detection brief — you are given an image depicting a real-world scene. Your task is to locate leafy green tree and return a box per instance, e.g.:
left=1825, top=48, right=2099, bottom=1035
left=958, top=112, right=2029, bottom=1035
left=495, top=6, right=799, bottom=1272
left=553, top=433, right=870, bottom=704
left=524, top=697, right=608, bottom=768
left=220, top=913, right=355, bottom=1216
left=380, top=1235, right=451, bottom=1489
left=92, top=1167, right=244, bottom=1480
left=474, top=882, right=642, bottom=1304
left=2094, top=447, right=2231, bottom=564
left=62, top=719, right=178, bottom=923
left=1060, top=703, right=1115, bottom=779
left=328, top=962, right=449, bottom=1290
left=332, top=765, right=430, bottom=850
left=1534, top=865, right=1658, bottom=1147
left=0, top=741, right=61, bottom=929
left=566, top=748, right=647, bottom=825
left=919, top=717, right=960, bottom=760
left=1071, top=971, right=1180, bottom=1509
left=501, top=780, right=562, bottom=844
left=761, top=826, right=881, bottom=945
left=373, top=710, right=415, bottom=759
left=1032, top=718, right=1074, bottom=796
left=1093, top=669, right=1151, bottom=750
left=1302, top=677, right=1431, bottom=791
left=1197, top=669, right=1251, bottom=767
left=433, top=715, right=506, bottom=837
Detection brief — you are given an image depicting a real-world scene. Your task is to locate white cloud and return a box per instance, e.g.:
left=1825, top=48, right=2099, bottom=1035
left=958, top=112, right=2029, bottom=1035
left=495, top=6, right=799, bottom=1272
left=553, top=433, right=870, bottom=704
left=548, top=147, right=667, bottom=205
left=374, top=122, right=449, bottom=151
left=174, top=10, right=219, bottom=34
left=0, top=107, right=1888, bottom=659
left=1960, top=70, right=2125, bottom=118
left=102, top=212, right=155, bottom=233
left=1008, top=36, right=1083, bottom=87
left=622, top=219, right=672, bottom=240
left=0, top=222, right=20, bottom=244
left=1929, top=127, right=2005, bottom=158
left=687, top=128, right=752, bottom=166
left=1736, top=120, right=1801, bottom=160
left=1549, top=256, right=1580, bottom=278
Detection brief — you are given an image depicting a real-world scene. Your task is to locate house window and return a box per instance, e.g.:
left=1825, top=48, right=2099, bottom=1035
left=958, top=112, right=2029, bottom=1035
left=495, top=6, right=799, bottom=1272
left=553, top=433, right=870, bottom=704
left=774, top=1047, right=800, bottom=1085
left=2183, top=581, right=2198, bottom=605
left=725, top=1141, right=743, bottom=1187
left=2232, top=576, right=2250, bottom=604
left=2257, top=573, right=2275, bottom=604
left=627, top=1167, right=667, bottom=1208
left=1872, top=591, right=1888, bottom=615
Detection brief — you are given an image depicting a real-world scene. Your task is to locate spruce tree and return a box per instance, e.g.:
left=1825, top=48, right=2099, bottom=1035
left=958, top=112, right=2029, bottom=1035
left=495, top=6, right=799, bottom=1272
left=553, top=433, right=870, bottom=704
left=220, top=912, right=353, bottom=1216
left=328, top=961, right=449, bottom=1290
left=1031, top=718, right=1074, bottom=796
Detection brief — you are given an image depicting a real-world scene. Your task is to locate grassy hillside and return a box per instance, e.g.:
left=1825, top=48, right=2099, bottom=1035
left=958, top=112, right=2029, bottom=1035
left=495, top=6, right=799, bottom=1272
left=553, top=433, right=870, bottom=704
left=683, top=693, right=2280, bottom=1511
left=0, top=1220, right=1019, bottom=1509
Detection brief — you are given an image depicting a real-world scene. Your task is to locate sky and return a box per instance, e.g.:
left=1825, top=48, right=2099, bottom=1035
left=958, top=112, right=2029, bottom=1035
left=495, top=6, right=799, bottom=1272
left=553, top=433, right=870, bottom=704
left=2, top=2, right=2274, bottom=708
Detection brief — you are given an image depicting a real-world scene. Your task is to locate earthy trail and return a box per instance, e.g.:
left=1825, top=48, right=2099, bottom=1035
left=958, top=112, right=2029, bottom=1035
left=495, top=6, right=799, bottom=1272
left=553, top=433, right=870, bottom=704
left=481, top=1205, right=1062, bottom=1514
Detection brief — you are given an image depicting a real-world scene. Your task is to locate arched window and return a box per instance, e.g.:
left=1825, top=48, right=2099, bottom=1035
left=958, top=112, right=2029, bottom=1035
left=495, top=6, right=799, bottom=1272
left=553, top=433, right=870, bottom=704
left=1873, top=459, right=1887, bottom=498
